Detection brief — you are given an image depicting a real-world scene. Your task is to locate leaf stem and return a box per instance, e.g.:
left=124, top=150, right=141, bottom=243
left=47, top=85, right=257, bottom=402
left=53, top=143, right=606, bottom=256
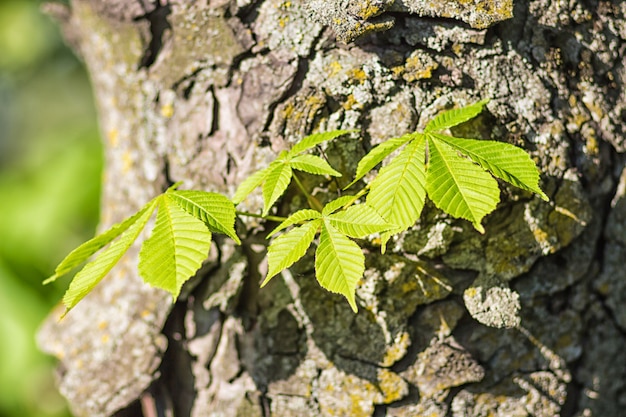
left=236, top=211, right=287, bottom=222
left=342, top=184, right=371, bottom=210
left=293, top=173, right=324, bottom=212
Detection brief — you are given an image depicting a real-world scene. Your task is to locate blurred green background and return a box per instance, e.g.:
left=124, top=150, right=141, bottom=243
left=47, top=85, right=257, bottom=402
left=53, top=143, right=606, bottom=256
left=0, top=0, right=102, bottom=416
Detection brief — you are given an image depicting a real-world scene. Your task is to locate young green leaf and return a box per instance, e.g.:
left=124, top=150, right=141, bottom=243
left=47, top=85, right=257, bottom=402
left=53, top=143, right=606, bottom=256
left=268, top=209, right=322, bottom=237
left=168, top=190, right=240, bottom=243
left=61, top=199, right=158, bottom=314
left=347, top=134, right=416, bottom=188
left=264, top=220, right=322, bottom=286
left=431, top=133, right=548, bottom=200
left=315, top=221, right=364, bottom=312
left=288, top=130, right=354, bottom=156
left=426, top=136, right=499, bottom=233
left=366, top=138, right=427, bottom=235
left=289, top=154, right=342, bottom=177
left=424, top=99, right=489, bottom=133
left=262, top=162, right=293, bottom=215
left=138, top=197, right=213, bottom=297
left=328, top=204, right=391, bottom=238
left=232, top=166, right=271, bottom=205
left=44, top=200, right=156, bottom=284
left=322, top=195, right=358, bottom=215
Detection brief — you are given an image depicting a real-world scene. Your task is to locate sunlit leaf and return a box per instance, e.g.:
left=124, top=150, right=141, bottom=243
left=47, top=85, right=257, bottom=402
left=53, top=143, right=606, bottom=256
left=44, top=200, right=156, bottom=284
left=431, top=133, right=548, bottom=200
left=425, top=99, right=489, bottom=133
left=367, top=138, right=427, bottom=234
left=232, top=166, right=271, bottom=204
left=347, top=134, right=416, bottom=188
left=268, top=209, right=322, bottom=237
left=168, top=190, right=240, bottom=243
left=315, top=221, right=364, bottom=312
left=262, top=163, right=293, bottom=215
left=322, top=195, right=357, bottom=216
left=264, top=220, right=321, bottom=286
left=426, top=136, right=499, bottom=233
left=290, top=154, right=341, bottom=177
left=138, top=197, right=212, bottom=297
left=328, top=204, right=391, bottom=238
left=288, top=130, right=354, bottom=156
left=61, top=199, right=158, bottom=314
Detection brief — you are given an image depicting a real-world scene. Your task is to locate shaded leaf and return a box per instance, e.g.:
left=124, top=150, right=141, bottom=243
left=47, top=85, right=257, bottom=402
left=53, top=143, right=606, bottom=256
left=168, top=190, right=240, bottom=243
left=426, top=136, right=499, bottom=233
left=425, top=99, right=489, bottom=133
left=290, top=154, right=341, bottom=177
left=432, top=133, right=548, bottom=200
left=315, top=222, right=364, bottom=312
left=61, top=199, right=158, bottom=314
left=264, top=220, right=321, bottom=286
left=139, top=197, right=212, bottom=297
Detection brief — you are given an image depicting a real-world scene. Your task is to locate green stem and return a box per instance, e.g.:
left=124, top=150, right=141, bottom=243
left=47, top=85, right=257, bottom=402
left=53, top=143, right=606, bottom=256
left=236, top=211, right=287, bottom=222
left=293, top=173, right=324, bottom=212
left=342, top=184, right=371, bottom=210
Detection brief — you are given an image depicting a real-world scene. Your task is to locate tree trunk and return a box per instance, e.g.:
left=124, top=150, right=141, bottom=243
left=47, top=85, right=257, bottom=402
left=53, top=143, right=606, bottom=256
left=38, top=0, right=626, bottom=416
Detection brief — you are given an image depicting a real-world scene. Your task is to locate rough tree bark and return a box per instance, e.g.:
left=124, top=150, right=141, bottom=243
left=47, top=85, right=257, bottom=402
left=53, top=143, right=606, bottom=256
left=38, top=0, right=626, bottom=416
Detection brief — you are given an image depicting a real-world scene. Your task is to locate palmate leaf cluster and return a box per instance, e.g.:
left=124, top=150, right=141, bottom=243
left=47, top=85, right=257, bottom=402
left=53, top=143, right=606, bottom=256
left=49, top=101, right=547, bottom=314
left=45, top=185, right=238, bottom=316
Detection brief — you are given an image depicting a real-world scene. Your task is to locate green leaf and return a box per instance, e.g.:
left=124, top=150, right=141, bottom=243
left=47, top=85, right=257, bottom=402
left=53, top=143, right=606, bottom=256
left=262, top=162, right=293, bottom=215
left=347, top=134, right=416, bottom=188
left=61, top=199, right=158, bottom=314
left=264, top=219, right=321, bottom=286
left=425, top=99, right=489, bottom=133
left=290, top=154, right=341, bottom=177
left=315, top=221, right=364, bottom=312
left=232, top=166, right=271, bottom=204
left=322, top=195, right=357, bottom=216
left=367, top=137, right=427, bottom=234
left=168, top=190, right=240, bottom=243
left=426, top=136, right=500, bottom=233
left=44, top=200, right=156, bottom=284
left=268, top=209, right=322, bottom=237
left=431, top=133, right=548, bottom=200
left=138, top=197, right=212, bottom=297
left=328, top=204, right=391, bottom=238
left=288, top=130, right=354, bottom=156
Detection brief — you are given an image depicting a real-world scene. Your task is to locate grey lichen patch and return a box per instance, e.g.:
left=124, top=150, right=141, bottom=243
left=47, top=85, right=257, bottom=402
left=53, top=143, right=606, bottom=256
left=451, top=371, right=566, bottom=417
left=391, top=0, right=513, bottom=29
left=443, top=173, right=591, bottom=283
left=464, top=274, right=521, bottom=328
left=360, top=255, right=453, bottom=319
left=150, top=2, right=244, bottom=89
left=235, top=52, right=299, bottom=138
left=306, top=48, right=395, bottom=109
left=254, top=0, right=323, bottom=56
left=305, top=0, right=396, bottom=43
left=401, top=336, right=485, bottom=398
left=37, top=252, right=171, bottom=417
left=367, top=88, right=417, bottom=145
left=393, top=49, right=440, bottom=82
left=316, top=361, right=408, bottom=417
left=392, top=18, right=487, bottom=52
